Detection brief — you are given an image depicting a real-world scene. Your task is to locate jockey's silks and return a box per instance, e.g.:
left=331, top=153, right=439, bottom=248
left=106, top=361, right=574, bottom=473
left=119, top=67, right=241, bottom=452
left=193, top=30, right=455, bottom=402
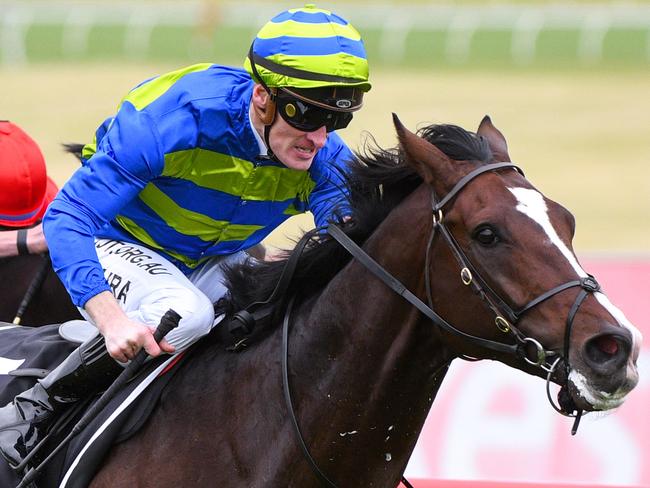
left=44, top=64, right=352, bottom=307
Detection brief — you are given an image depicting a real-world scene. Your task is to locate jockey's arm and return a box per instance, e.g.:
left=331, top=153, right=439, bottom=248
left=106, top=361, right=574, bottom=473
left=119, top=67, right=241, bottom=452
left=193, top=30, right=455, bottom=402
left=0, top=224, right=48, bottom=257
left=43, top=106, right=170, bottom=362
left=307, top=132, right=354, bottom=229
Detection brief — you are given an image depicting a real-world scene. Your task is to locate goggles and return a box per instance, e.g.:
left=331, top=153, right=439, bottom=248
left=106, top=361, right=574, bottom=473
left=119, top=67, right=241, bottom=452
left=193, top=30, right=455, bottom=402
left=274, top=90, right=353, bottom=133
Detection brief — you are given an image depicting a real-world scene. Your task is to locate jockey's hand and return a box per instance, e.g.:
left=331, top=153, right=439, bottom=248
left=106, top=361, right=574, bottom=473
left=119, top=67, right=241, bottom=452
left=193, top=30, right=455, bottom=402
left=84, top=291, right=176, bottom=363
left=103, top=318, right=176, bottom=363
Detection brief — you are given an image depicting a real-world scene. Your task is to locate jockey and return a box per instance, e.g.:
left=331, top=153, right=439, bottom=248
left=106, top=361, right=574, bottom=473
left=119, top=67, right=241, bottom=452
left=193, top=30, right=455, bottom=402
left=0, top=4, right=371, bottom=467
left=0, top=121, right=57, bottom=257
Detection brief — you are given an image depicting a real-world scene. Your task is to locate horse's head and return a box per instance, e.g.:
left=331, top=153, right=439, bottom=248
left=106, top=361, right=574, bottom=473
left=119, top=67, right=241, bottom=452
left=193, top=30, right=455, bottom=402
left=393, top=113, right=641, bottom=418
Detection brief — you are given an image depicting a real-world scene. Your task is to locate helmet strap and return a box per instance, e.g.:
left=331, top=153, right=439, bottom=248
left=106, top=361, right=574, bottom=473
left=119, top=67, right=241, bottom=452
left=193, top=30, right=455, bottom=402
left=255, top=87, right=279, bottom=161
left=263, top=123, right=279, bottom=163
left=249, top=44, right=281, bottom=162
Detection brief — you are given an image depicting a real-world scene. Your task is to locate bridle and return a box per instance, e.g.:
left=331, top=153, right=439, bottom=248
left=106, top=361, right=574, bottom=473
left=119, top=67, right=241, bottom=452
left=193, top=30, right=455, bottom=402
left=327, top=162, right=602, bottom=429
left=422, top=162, right=601, bottom=431
left=282, top=161, right=602, bottom=486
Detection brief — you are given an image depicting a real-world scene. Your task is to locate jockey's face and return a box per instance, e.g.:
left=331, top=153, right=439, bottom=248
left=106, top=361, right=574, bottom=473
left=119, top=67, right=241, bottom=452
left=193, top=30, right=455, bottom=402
left=268, top=113, right=328, bottom=171
left=251, top=84, right=328, bottom=171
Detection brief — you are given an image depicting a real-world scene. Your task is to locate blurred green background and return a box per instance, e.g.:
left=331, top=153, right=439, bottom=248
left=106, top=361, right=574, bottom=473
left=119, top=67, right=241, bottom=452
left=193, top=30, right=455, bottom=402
left=1, top=1, right=649, bottom=253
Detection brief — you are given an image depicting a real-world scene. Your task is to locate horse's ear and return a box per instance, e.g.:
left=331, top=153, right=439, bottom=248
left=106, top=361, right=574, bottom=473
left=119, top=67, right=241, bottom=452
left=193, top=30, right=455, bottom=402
left=392, top=113, right=453, bottom=186
left=477, top=115, right=511, bottom=162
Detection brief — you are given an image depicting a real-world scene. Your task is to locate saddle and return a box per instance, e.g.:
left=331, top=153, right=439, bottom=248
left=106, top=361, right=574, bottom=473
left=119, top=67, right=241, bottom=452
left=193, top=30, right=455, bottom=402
left=0, top=323, right=189, bottom=488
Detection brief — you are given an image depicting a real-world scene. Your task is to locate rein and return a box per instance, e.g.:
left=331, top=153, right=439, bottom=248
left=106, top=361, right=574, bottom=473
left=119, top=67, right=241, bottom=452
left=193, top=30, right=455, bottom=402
left=224, top=228, right=321, bottom=351
left=282, top=295, right=414, bottom=488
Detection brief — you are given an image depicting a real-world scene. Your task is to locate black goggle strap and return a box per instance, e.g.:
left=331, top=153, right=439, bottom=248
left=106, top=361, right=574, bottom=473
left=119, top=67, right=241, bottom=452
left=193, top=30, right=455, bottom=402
left=248, top=45, right=278, bottom=119
left=249, top=45, right=364, bottom=86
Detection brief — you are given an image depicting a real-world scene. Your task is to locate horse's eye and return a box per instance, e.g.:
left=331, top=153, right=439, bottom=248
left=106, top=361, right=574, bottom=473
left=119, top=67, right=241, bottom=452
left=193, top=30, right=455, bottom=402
left=473, top=225, right=499, bottom=246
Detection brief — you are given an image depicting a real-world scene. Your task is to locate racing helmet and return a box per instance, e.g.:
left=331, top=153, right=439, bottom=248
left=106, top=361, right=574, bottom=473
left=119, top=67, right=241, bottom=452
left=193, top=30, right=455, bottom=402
left=0, top=121, right=58, bottom=228
left=244, top=4, right=371, bottom=134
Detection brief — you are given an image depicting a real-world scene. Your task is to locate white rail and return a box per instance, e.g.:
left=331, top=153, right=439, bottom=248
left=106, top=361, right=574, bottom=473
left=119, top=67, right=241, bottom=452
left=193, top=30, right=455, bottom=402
left=1, top=1, right=650, bottom=65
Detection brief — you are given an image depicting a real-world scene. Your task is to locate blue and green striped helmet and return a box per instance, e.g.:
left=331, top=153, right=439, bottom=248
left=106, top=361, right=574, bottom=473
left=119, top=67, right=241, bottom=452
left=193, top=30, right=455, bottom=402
left=245, top=4, right=371, bottom=111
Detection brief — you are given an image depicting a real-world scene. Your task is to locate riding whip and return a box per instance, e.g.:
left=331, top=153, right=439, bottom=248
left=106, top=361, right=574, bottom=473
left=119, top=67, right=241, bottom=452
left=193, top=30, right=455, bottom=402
left=12, top=254, right=51, bottom=325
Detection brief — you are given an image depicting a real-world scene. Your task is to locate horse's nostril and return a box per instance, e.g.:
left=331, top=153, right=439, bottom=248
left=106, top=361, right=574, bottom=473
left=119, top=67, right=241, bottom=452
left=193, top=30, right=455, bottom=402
left=584, top=333, right=629, bottom=368
left=594, top=335, right=619, bottom=356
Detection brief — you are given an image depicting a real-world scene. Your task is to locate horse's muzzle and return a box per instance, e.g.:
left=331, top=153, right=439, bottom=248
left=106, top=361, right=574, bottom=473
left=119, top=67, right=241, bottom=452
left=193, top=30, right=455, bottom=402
left=563, top=328, right=639, bottom=412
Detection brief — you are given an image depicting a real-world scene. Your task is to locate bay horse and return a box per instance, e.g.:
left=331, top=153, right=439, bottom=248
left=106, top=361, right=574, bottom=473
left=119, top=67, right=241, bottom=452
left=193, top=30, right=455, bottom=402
left=0, top=253, right=79, bottom=326
left=87, top=115, right=641, bottom=487
left=2, top=115, right=642, bottom=487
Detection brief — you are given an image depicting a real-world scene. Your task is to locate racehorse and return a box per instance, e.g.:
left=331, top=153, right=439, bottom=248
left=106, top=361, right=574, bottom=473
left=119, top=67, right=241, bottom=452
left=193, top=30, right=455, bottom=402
left=2, top=115, right=642, bottom=487
left=0, top=254, right=79, bottom=326
left=85, top=115, right=641, bottom=487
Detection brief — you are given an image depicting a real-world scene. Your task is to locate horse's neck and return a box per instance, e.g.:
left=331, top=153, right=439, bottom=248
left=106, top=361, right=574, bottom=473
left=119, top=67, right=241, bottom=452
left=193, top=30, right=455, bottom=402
left=286, top=186, right=454, bottom=483
left=308, top=184, right=443, bottom=357
left=152, top=188, right=455, bottom=486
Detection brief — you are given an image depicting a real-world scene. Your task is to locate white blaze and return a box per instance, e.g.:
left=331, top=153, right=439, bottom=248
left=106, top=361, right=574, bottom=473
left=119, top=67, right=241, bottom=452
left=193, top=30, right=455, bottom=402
left=508, top=187, right=586, bottom=278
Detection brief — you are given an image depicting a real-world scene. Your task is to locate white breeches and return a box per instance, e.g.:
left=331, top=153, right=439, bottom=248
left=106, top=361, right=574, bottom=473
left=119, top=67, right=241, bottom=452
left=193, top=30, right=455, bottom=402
left=79, top=238, right=248, bottom=353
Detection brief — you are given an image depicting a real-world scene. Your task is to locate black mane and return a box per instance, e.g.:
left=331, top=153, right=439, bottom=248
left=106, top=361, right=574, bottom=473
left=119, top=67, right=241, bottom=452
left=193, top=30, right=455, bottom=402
left=220, top=123, right=492, bottom=314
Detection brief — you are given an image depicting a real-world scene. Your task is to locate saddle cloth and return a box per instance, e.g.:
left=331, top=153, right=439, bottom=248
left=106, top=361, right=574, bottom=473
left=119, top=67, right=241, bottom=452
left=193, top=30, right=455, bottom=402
left=0, top=323, right=188, bottom=488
